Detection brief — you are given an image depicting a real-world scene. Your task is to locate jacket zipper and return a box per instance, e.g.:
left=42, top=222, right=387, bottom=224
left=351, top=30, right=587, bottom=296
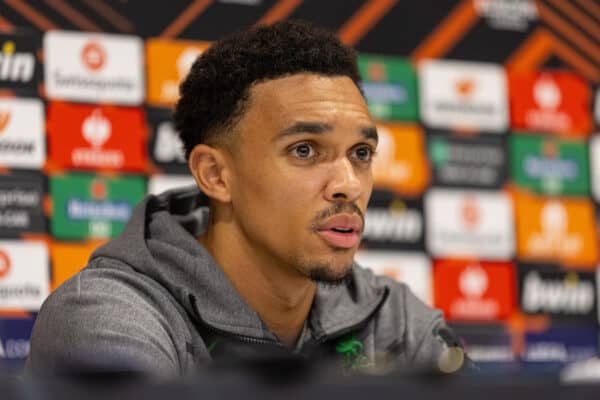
left=188, top=294, right=287, bottom=349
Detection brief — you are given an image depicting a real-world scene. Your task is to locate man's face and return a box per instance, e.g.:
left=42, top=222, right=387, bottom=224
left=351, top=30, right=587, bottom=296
left=227, top=73, right=377, bottom=283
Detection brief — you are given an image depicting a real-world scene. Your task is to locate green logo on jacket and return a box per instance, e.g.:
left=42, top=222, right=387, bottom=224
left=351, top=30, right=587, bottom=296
left=335, top=335, right=372, bottom=372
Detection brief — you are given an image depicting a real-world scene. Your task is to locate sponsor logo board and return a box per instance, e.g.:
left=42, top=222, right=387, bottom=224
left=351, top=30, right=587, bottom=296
left=595, top=89, right=600, bottom=126
left=372, top=123, right=429, bottom=196
left=44, top=31, right=144, bottom=105
left=0, top=171, right=45, bottom=237
left=419, top=59, right=508, bottom=132
left=427, top=132, right=506, bottom=188
left=145, top=39, right=211, bottom=106
left=519, top=264, right=596, bottom=320
left=0, top=98, right=45, bottom=168
left=474, top=0, right=538, bottom=31
left=0, top=240, right=49, bottom=311
left=0, top=32, right=39, bottom=94
left=147, top=108, right=188, bottom=174
left=514, top=191, right=598, bottom=267
left=50, top=173, right=146, bottom=240
left=354, top=250, right=432, bottom=305
left=425, top=189, right=514, bottom=259
left=357, top=55, right=418, bottom=121
left=148, top=174, right=196, bottom=195
left=450, top=324, right=517, bottom=369
left=50, top=241, right=103, bottom=290
left=362, top=190, right=424, bottom=251
left=0, top=317, right=36, bottom=372
left=588, top=135, right=600, bottom=201
left=510, top=134, right=589, bottom=196
left=522, top=326, right=598, bottom=369
left=509, top=71, right=592, bottom=136
left=47, top=102, right=147, bottom=172
left=433, top=259, right=515, bottom=321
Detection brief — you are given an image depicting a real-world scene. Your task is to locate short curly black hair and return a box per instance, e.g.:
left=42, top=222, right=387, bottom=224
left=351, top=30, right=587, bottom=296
left=174, top=20, right=361, bottom=158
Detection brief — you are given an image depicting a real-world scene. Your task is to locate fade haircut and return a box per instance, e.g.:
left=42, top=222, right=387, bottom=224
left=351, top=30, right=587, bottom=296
left=173, top=20, right=362, bottom=158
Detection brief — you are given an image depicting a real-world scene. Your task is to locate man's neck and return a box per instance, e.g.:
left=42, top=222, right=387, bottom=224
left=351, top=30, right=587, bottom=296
left=199, top=220, right=316, bottom=348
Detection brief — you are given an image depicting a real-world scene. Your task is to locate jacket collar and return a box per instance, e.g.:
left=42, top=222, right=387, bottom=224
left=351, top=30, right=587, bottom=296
left=92, top=187, right=387, bottom=343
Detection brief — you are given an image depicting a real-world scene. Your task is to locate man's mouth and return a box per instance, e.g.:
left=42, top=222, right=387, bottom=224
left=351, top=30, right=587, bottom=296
left=315, top=214, right=362, bottom=249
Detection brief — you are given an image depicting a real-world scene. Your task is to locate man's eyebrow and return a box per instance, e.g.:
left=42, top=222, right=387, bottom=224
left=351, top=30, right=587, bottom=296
left=361, top=126, right=378, bottom=143
left=274, top=122, right=333, bottom=140
left=274, top=122, right=379, bottom=143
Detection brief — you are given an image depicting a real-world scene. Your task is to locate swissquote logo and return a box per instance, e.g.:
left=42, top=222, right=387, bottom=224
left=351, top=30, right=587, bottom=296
left=81, top=41, right=105, bottom=71
left=44, top=31, right=143, bottom=104
left=71, top=108, right=124, bottom=168
left=461, top=195, right=480, bottom=230
left=0, top=241, right=49, bottom=311
left=426, top=189, right=514, bottom=259
left=419, top=60, right=508, bottom=132
left=521, top=268, right=595, bottom=317
left=363, top=199, right=422, bottom=245
left=0, top=98, right=45, bottom=168
left=0, top=40, right=35, bottom=84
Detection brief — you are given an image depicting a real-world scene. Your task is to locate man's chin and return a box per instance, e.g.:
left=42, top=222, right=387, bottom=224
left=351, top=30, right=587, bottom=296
left=308, top=263, right=353, bottom=286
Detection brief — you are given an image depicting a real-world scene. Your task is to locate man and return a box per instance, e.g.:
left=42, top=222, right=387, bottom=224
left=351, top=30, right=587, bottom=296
left=28, top=20, right=464, bottom=378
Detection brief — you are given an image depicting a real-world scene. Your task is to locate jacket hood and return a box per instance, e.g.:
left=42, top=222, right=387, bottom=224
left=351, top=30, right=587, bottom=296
left=91, top=186, right=387, bottom=342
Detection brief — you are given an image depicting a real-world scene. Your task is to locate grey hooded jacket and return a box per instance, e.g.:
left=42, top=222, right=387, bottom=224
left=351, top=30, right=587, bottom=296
left=28, top=187, right=457, bottom=378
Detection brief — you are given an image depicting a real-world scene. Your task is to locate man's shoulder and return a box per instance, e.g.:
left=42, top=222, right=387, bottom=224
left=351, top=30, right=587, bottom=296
left=28, top=256, right=195, bottom=377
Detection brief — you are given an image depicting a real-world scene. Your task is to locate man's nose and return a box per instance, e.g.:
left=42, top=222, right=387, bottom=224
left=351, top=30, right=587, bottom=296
left=324, top=157, right=362, bottom=202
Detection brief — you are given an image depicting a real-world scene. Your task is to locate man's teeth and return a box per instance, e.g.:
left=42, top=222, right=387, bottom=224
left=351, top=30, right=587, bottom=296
left=331, top=227, right=352, bottom=233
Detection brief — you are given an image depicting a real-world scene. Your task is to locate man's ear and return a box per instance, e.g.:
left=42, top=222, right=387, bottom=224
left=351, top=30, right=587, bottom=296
left=188, top=144, right=232, bottom=203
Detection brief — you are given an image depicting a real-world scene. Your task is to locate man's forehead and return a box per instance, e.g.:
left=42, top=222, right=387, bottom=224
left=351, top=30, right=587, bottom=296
left=246, top=73, right=371, bottom=123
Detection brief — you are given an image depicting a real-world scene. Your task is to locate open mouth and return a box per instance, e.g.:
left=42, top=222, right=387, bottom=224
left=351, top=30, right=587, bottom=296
left=331, top=227, right=354, bottom=233
left=316, top=214, right=362, bottom=249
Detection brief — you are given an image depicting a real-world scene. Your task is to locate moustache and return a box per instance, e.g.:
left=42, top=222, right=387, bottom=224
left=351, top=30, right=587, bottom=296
left=310, top=203, right=365, bottom=231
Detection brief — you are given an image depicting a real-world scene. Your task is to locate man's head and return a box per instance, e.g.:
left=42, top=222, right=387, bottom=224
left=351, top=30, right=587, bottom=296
left=174, top=20, right=377, bottom=284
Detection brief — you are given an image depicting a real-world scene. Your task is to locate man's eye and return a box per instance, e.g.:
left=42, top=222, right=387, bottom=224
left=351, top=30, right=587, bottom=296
left=291, top=143, right=315, bottom=159
left=352, top=146, right=374, bottom=161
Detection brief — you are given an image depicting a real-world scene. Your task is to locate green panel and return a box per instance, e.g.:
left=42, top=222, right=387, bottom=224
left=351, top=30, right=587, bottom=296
left=358, top=54, right=418, bottom=121
left=510, top=133, right=589, bottom=196
left=50, top=173, right=146, bottom=240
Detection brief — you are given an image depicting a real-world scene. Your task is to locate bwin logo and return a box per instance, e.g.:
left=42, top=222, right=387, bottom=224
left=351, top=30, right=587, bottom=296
left=0, top=41, right=35, bottom=83
left=522, top=271, right=594, bottom=315
left=363, top=208, right=422, bottom=242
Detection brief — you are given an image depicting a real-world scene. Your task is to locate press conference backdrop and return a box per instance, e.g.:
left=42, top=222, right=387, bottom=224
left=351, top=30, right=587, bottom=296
left=1, top=0, right=600, bottom=375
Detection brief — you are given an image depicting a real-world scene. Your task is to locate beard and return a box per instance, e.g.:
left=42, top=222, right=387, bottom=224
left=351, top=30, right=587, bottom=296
left=292, top=252, right=354, bottom=285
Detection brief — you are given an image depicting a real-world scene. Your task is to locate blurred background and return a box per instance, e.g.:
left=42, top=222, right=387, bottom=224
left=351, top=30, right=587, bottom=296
left=0, top=0, right=599, bottom=377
